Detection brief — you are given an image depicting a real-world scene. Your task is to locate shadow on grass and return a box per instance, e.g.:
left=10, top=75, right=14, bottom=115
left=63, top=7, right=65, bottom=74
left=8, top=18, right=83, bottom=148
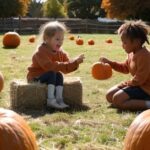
left=46, top=103, right=90, bottom=114
left=2, top=46, right=18, bottom=50
left=15, top=104, right=90, bottom=118
left=107, top=104, right=144, bottom=114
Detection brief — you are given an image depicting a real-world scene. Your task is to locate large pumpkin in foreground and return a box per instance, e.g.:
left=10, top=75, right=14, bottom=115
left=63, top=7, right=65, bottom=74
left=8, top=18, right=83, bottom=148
left=91, top=62, right=112, bottom=80
left=0, top=72, right=4, bottom=92
left=3, top=32, right=20, bottom=48
left=0, top=108, right=38, bottom=150
left=124, top=110, right=150, bottom=150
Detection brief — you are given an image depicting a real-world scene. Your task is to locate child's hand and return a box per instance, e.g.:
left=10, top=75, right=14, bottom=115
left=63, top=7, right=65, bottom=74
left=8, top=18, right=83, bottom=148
left=76, top=54, right=85, bottom=64
left=99, top=57, right=111, bottom=64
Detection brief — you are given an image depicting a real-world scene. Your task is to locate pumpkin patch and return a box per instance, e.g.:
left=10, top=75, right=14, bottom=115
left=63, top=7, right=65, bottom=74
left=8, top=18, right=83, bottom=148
left=69, top=35, right=75, bottom=40
left=91, top=62, right=112, bottom=80
left=0, top=108, right=38, bottom=150
left=29, top=35, right=36, bottom=43
left=76, top=37, right=84, bottom=45
left=124, top=110, right=150, bottom=150
left=106, top=39, right=113, bottom=43
left=3, top=31, right=20, bottom=48
left=88, top=39, right=95, bottom=45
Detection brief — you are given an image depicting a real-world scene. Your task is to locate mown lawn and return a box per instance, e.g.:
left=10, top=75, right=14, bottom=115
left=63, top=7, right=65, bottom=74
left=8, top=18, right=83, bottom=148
left=0, top=34, right=150, bottom=150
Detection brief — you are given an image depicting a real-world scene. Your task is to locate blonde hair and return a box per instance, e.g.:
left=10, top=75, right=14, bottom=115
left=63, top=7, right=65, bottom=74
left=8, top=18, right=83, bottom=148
left=118, top=20, right=150, bottom=45
left=39, top=21, right=67, bottom=42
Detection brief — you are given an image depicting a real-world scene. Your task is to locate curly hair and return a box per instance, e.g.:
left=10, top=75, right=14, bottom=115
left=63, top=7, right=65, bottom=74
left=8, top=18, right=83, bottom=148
left=118, top=20, right=150, bottom=45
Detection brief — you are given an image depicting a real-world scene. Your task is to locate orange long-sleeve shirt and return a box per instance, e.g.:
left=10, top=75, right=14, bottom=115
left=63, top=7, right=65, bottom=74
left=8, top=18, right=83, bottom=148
left=27, top=43, right=79, bottom=81
left=109, top=48, right=150, bottom=95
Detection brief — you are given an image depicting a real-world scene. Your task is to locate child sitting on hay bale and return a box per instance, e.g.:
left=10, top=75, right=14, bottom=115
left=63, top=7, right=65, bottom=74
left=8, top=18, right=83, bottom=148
left=100, top=20, right=150, bottom=110
left=27, top=21, right=85, bottom=109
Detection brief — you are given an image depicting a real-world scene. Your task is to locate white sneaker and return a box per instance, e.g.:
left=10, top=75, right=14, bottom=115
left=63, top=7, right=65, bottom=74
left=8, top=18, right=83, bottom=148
left=57, top=99, right=69, bottom=108
left=47, top=98, right=64, bottom=109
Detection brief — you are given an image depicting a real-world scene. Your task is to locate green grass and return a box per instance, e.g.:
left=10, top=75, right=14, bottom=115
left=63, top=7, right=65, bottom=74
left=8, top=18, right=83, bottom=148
left=0, top=34, right=150, bottom=150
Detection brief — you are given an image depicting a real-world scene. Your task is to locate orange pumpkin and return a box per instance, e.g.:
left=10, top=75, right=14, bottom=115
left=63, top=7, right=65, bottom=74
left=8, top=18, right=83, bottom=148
left=124, top=110, right=150, bottom=150
left=0, top=108, right=38, bottom=150
left=29, top=35, right=36, bottom=43
left=69, top=35, right=75, bottom=40
left=92, top=62, right=112, bottom=80
left=0, top=72, right=4, bottom=92
left=106, top=39, right=112, bottom=43
left=76, top=37, right=84, bottom=45
left=3, top=32, right=20, bottom=48
left=88, top=39, right=95, bottom=45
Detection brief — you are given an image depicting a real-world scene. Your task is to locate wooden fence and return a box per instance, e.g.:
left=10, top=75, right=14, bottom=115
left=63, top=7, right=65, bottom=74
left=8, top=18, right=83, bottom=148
left=0, top=17, right=123, bottom=34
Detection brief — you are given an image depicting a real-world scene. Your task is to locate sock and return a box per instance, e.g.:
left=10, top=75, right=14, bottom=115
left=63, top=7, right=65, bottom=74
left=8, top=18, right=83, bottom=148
left=56, top=86, right=63, bottom=99
left=47, top=84, right=55, bottom=99
left=145, top=101, right=150, bottom=108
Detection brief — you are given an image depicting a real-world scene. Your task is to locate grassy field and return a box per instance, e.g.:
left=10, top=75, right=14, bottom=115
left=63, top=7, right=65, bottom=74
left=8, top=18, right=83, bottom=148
left=0, top=34, right=150, bottom=150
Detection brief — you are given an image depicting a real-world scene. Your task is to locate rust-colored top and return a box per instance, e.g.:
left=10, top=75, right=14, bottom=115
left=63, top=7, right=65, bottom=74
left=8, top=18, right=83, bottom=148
left=109, top=48, right=150, bottom=95
left=27, top=43, right=78, bottom=81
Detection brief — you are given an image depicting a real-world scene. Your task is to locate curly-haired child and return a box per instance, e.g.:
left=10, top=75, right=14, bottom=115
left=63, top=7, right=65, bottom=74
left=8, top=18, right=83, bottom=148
left=100, top=20, right=150, bottom=110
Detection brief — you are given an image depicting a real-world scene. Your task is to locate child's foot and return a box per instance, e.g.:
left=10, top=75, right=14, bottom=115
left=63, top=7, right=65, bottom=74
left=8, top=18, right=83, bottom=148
left=47, top=98, right=64, bottom=109
left=57, top=98, right=69, bottom=108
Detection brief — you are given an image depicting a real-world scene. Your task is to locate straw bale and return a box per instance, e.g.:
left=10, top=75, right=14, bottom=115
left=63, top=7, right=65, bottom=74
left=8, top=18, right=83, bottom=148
left=10, top=77, right=82, bottom=110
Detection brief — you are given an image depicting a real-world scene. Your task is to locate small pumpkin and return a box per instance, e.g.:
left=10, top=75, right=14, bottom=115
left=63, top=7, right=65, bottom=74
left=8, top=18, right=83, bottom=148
left=0, top=72, right=4, bottom=92
left=29, top=35, right=36, bottom=43
left=88, top=39, right=95, bottom=45
left=106, top=39, right=112, bottom=43
left=92, top=62, right=112, bottom=80
left=76, top=37, right=84, bottom=45
left=124, top=110, right=150, bottom=150
left=3, top=32, right=20, bottom=48
left=69, top=35, right=75, bottom=40
left=0, top=108, right=38, bottom=150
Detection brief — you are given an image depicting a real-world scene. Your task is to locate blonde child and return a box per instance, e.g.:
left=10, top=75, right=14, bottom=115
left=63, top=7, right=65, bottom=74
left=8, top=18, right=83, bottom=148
left=100, top=20, right=150, bottom=110
left=27, top=21, right=85, bottom=109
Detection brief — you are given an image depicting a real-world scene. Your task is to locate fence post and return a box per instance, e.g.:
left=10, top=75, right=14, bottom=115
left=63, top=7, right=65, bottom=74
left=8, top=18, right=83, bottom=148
left=85, top=19, right=88, bottom=33
left=18, top=16, right=21, bottom=33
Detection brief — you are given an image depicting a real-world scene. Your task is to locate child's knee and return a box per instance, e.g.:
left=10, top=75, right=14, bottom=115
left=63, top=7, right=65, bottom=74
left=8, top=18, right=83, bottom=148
left=106, top=90, right=113, bottom=103
left=112, top=92, right=127, bottom=109
left=113, top=93, right=121, bottom=106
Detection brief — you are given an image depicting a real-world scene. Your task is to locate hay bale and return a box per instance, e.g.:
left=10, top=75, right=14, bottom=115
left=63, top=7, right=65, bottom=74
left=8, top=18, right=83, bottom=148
left=63, top=77, right=82, bottom=105
left=10, top=77, right=82, bottom=110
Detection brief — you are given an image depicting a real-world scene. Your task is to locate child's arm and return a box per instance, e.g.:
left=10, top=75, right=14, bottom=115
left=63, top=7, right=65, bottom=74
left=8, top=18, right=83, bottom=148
left=34, top=51, right=84, bottom=74
left=100, top=57, right=129, bottom=74
left=123, top=55, right=150, bottom=87
left=61, top=52, right=84, bottom=73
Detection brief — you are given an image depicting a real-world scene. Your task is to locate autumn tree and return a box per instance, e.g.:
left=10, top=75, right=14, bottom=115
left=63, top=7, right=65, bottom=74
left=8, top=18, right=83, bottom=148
left=101, top=0, right=150, bottom=21
left=66, top=0, right=105, bottom=19
left=43, top=0, right=66, bottom=18
left=0, top=0, right=31, bottom=17
left=28, top=0, right=43, bottom=17
left=58, top=0, right=65, bottom=4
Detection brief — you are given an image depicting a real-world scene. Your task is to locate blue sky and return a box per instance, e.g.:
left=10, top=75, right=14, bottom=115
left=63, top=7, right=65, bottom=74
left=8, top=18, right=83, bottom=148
left=36, top=0, right=47, bottom=2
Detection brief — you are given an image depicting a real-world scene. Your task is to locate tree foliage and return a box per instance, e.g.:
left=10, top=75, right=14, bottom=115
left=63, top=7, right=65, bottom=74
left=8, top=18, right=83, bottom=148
left=43, top=0, right=66, bottom=18
left=66, top=0, right=105, bottom=19
left=0, top=0, right=31, bottom=17
left=101, top=0, right=150, bottom=21
left=28, top=0, right=43, bottom=17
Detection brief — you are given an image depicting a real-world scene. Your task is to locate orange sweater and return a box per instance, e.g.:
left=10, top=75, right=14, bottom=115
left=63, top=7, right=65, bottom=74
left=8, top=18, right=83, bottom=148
left=27, top=43, right=79, bottom=81
left=109, top=48, right=150, bottom=95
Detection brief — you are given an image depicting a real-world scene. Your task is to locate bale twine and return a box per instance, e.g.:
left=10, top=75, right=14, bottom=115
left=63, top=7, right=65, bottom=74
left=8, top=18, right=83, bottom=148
left=10, top=77, right=82, bottom=110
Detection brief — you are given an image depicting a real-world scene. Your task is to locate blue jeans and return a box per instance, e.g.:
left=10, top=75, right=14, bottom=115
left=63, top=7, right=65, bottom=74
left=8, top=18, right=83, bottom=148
left=34, top=71, right=63, bottom=86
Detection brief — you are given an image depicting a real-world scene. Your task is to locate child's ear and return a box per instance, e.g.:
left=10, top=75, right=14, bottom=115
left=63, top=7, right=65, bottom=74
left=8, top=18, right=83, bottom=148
left=43, top=35, right=50, bottom=43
